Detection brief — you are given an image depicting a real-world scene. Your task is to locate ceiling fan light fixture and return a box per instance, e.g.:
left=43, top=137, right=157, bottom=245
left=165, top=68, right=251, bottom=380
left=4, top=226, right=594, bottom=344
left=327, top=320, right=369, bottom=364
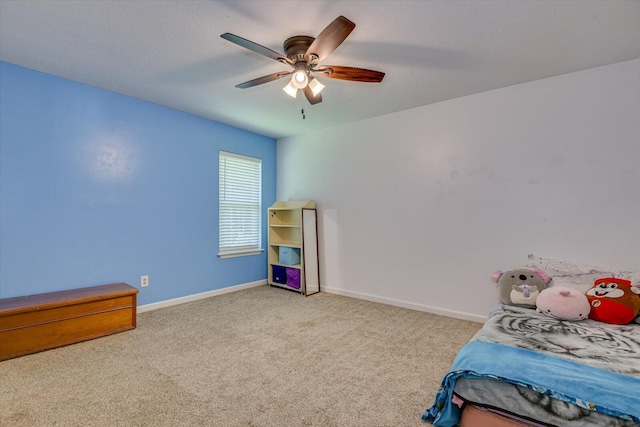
left=291, top=70, right=308, bottom=89
left=308, top=77, right=325, bottom=97
left=283, top=80, right=298, bottom=98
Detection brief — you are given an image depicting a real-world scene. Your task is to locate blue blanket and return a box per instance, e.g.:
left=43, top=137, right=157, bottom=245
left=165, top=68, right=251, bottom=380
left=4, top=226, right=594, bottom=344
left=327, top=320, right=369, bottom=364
left=422, top=341, right=640, bottom=426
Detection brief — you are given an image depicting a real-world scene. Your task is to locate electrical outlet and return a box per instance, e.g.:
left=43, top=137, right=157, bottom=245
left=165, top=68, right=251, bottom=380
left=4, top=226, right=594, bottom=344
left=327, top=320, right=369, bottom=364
left=141, top=275, right=149, bottom=287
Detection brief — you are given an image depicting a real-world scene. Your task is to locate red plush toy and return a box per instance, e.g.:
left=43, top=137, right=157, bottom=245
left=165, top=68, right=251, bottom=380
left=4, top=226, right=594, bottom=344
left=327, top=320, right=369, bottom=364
left=585, top=278, right=640, bottom=325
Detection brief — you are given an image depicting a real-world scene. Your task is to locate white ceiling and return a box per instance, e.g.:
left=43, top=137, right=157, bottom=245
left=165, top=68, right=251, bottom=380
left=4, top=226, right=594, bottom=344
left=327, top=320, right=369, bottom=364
left=1, top=0, right=639, bottom=139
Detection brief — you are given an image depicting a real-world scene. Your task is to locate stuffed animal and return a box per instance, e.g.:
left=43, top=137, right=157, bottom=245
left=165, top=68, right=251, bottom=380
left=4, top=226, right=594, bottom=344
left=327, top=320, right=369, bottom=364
left=491, top=268, right=550, bottom=308
left=585, top=277, right=640, bottom=325
left=536, top=286, right=590, bottom=321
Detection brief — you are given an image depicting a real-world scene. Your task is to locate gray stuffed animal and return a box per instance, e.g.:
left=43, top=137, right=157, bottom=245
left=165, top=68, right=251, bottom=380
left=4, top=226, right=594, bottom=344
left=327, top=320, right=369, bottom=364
left=491, top=268, right=550, bottom=308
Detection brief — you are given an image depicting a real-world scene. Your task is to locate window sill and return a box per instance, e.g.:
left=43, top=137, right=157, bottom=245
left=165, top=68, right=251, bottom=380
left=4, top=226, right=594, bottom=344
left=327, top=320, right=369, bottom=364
left=218, top=249, right=264, bottom=259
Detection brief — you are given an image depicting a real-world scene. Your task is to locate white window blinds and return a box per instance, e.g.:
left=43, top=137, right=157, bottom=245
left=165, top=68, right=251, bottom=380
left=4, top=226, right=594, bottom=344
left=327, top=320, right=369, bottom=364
left=218, top=151, right=262, bottom=258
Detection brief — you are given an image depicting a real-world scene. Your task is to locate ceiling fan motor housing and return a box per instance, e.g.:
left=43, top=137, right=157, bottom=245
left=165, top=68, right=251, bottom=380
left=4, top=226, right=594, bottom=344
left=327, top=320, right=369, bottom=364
left=284, top=36, right=317, bottom=65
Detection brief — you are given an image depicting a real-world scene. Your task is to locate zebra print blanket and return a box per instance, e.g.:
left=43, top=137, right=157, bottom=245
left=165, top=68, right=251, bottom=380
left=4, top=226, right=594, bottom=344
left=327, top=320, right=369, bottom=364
left=423, top=305, right=640, bottom=426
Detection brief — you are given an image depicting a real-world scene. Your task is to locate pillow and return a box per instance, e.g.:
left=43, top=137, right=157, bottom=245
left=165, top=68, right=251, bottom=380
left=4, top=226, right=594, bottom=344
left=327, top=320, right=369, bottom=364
left=621, top=271, right=640, bottom=287
left=526, top=254, right=614, bottom=276
left=551, top=273, right=609, bottom=294
left=526, top=254, right=639, bottom=287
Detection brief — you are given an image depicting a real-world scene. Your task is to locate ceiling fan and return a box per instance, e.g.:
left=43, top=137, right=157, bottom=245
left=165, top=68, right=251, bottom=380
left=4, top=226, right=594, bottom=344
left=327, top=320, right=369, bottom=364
left=221, top=16, right=385, bottom=105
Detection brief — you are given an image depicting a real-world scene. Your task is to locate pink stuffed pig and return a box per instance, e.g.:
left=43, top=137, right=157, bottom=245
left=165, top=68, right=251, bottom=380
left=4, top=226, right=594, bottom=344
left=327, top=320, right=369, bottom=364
left=536, top=286, right=590, bottom=321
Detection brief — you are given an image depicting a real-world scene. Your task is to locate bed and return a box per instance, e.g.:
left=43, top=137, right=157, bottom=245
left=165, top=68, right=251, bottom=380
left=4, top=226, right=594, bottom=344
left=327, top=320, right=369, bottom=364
left=423, top=256, right=640, bottom=427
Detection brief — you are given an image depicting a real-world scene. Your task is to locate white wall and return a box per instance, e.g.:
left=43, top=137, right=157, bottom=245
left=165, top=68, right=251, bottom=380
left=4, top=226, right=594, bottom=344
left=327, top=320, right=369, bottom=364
left=277, top=59, right=640, bottom=321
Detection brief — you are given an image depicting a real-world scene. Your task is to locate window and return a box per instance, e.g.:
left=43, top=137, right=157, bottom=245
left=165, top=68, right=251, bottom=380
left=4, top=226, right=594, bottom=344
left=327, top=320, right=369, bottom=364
left=218, top=151, right=263, bottom=258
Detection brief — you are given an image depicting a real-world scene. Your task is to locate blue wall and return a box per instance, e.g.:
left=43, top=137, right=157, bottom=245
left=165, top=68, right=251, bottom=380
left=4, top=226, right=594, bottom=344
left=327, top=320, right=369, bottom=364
left=0, top=61, right=276, bottom=305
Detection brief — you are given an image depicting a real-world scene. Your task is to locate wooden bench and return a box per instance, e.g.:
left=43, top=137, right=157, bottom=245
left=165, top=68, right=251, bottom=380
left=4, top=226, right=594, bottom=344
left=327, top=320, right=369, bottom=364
left=0, top=283, right=138, bottom=361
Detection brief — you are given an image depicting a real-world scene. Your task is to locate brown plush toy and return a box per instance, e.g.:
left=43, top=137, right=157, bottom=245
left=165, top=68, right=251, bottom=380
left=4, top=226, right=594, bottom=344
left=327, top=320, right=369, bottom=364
left=491, top=268, right=550, bottom=308
left=585, top=278, right=640, bottom=325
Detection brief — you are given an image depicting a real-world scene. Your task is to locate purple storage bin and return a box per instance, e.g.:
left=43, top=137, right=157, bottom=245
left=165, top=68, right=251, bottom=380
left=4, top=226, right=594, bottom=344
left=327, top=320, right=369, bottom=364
left=286, top=268, right=301, bottom=289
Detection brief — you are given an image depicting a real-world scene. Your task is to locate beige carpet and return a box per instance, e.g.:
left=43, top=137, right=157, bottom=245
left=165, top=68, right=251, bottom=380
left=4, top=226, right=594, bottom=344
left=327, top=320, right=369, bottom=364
left=0, top=285, right=481, bottom=426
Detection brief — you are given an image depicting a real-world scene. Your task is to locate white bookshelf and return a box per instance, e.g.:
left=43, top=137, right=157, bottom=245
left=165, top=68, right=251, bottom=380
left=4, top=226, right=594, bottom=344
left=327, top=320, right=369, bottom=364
left=267, top=200, right=319, bottom=296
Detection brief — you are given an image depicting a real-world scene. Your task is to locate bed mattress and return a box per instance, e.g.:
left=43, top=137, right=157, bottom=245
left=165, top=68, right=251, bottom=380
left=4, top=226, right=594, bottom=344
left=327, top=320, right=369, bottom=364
left=454, top=378, right=638, bottom=427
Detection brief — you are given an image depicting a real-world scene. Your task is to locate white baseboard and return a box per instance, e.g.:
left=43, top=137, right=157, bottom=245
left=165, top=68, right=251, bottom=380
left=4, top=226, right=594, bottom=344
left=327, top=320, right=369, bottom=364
left=137, top=280, right=486, bottom=322
left=137, top=279, right=267, bottom=313
left=321, top=286, right=487, bottom=323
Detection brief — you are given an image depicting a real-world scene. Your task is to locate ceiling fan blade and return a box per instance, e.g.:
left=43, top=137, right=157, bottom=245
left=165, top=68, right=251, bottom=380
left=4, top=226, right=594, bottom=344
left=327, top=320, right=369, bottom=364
left=315, top=66, right=385, bottom=82
left=304, top=16, right=355, bottom=63
left=221, top=33, right=292, bottom=65
left=303, top=86, right=322, bottom=105
left=235, top=71, right=292, bottom=89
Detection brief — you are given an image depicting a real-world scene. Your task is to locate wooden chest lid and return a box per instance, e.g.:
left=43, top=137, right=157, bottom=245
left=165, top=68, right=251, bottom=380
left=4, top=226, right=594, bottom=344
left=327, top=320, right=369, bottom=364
left=0, top=283, right=138, bottom=316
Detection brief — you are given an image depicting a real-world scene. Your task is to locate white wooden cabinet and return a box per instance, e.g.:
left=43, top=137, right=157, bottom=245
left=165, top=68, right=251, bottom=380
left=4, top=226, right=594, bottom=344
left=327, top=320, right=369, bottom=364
left=267, top=200, right=319, bottom=296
